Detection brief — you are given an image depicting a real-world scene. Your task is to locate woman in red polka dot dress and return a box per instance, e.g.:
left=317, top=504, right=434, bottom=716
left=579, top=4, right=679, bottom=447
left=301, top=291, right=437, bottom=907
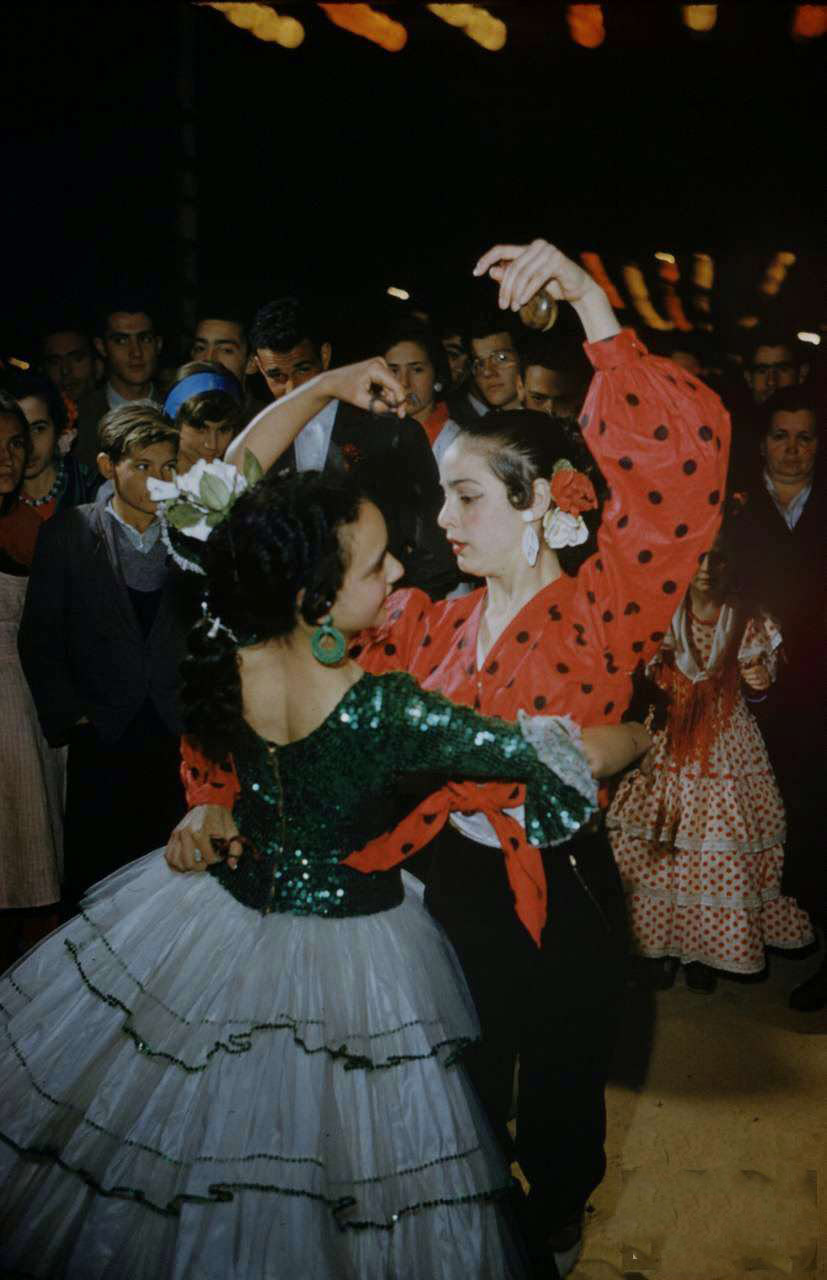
left=172, top=238, right=731, bottom=1273
left=607, top=528, right=813, bottom=993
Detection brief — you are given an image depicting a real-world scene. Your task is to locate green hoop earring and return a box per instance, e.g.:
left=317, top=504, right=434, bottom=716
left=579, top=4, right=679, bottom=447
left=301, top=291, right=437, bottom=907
left=310, top=616, right=346, bottom=666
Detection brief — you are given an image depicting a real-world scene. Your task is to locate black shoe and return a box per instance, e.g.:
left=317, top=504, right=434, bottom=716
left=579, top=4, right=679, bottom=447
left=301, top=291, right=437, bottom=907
left=789, top=959, right=827, bottom=1012
left=685, top=962, right=717, bottom=993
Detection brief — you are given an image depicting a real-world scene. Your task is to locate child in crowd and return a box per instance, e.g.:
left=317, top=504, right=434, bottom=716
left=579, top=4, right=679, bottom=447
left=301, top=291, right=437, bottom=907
left=18, top=402, right=189, bottom=910
left=607, top=527, right=813, bottom=992
left=162, top=360, right=245, bottom=472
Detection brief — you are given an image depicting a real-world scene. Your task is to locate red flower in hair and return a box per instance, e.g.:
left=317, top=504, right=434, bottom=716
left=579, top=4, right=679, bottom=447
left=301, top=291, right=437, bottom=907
left=550, top=467, right=597, bottom=516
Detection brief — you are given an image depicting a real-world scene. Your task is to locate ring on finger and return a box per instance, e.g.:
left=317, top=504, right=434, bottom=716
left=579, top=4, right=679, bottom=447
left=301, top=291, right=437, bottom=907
left=193, top=849, right=203, bottom=864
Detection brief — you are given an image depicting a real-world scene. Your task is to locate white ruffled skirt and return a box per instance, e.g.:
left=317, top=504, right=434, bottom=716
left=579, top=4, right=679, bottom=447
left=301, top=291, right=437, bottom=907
left=0, top=853, right=524, bottom=1278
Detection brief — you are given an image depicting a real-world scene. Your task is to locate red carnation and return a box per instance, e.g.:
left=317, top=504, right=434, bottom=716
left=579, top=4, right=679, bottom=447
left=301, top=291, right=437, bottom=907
left=550, top=468, right=597, bottom=515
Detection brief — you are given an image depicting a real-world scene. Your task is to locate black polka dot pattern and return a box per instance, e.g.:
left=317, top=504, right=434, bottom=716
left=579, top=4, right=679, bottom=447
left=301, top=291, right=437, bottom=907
left=626, top=394, right=640, bottom=406
left=653, top=425, right=669, bottom=440
left=604, top=701, right=615, bottom=715
left=632, top=640, right=644, bottom=652
left=534, top=696, right=547, bottom=710
left=662, top=580, right=677, bottom=594
left=648, top=491, right=662, bottom=504
left=675, top=524, right=688, bottom=538
left=709, top=490, right=720, bottom=505
left=556, top=662, right=570, bottom=674
left=638, top=550, right=652, bottom=564
left=698, top=425, right=713, bottom=442
left=651, top=630, right=664, bottom=642
left=619, top=457, right=633, bottom=470
left=624, top=601, right=640, bottom=615
left=598, top=419, right=607, bottom=435
left=602, top=610, right=614, bottom=623
left=516, top=631, right=530, bottom=644
left=581, top=683, right=593, bottom=694
left=486, top=661, right=499, bottom=674
left=384, top=643, right=397, bottom=656
left=421, top=633, right=432, bottom=647
left=349, top=644, right=363, bottom=659
left=618, top=515, right=629, bottom=529
left=548, top=605, right=562, bottom=621
left=683, top=460, right=697, bottom=475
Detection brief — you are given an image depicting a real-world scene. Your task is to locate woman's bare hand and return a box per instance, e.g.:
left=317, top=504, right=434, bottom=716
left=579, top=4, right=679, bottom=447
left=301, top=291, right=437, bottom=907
left=474, top=239, right=598, bottom=312
left=165, top=805, right=243, bottom=873
left=327, top=358, right=407, bottom=418
left=581, top=722, right=653, bottom=779
left=741, top=662, right=771, bottom=691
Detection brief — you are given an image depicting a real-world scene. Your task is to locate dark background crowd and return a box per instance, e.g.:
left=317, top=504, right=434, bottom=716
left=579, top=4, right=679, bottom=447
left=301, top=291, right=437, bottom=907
left=0, top=7, right=824, bottom=991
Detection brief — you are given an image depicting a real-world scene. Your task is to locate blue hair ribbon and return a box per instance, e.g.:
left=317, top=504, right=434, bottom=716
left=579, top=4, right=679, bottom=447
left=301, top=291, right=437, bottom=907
left=163, top=371, right=242, bottom=422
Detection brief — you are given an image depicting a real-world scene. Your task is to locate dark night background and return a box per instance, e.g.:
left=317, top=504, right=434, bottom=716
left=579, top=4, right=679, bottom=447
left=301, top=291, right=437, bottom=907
left=2, top=1, right=824, bottom=361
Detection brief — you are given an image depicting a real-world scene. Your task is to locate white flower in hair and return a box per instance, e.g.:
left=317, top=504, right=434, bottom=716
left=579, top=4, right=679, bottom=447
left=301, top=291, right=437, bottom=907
left=542, top=507, right=590, bottom=549
left=148, top=453, right=262, bottom=544
left=147, top=452, right=264, bottom=573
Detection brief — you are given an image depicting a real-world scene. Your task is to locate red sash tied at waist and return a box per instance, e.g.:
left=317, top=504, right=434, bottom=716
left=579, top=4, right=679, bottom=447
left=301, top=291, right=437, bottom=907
left=343, top=780, right=548, bottom=947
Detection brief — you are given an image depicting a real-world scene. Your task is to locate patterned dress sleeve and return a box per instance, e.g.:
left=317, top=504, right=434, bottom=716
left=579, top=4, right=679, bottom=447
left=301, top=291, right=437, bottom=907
left=574, top=328, right=731, bottom=672
left=180, top=737, right=240, bottom=810
left=344, top=673, right=598, bottom=946
left=381, top=674, right=597, bottom=851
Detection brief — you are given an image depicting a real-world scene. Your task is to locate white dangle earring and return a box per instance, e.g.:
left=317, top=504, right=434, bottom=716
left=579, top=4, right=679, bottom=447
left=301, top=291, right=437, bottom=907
left=521, top=510, right=540, bottom=566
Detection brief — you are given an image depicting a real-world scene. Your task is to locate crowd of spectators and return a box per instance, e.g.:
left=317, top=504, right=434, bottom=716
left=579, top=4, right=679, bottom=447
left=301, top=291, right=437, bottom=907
left=0, top=281, right=824, bottom=1013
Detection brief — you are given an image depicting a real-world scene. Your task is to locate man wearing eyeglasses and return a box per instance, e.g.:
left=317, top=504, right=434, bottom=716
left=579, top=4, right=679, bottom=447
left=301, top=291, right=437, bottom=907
left=467, top=311, right=525, bottom=413
left=744, top=331, right=810, bottom=405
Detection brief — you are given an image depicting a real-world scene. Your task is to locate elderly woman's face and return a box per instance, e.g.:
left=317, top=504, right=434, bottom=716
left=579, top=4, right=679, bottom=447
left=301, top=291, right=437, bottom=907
left=762, top=409, right=818, bottom=487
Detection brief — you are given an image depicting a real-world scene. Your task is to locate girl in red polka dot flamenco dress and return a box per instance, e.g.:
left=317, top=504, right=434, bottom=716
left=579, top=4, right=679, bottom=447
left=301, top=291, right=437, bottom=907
left=607, top=526, right=813, bottom=992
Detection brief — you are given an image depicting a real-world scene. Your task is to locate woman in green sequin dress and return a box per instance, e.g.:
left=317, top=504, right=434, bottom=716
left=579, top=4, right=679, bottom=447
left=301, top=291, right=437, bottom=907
left=0, top=467, right=599, bottom=1279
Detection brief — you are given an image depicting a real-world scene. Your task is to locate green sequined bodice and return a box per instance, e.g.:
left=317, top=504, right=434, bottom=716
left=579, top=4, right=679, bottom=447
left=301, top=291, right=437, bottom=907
left=209, top=671, right=594, bottom=919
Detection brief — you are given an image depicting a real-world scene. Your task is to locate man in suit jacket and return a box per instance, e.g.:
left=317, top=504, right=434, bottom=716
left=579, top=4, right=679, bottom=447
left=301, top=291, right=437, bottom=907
left=249, top=296, right=459, bottom=598
left=19, top=402, right=188, bottom=909
left=73, top=298, right=163, bottom=467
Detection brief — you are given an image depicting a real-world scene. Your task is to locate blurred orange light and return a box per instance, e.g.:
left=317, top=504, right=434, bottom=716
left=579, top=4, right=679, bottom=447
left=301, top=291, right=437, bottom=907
left=692, top=252, right=715, bottom=291
left=318, top=4, right=407, bottom=52
left=682, top=5, right=718, bottom=33
left=580, top=253, right=624, bottom=308
left=427, top=5, right=507, bottom=51
left=759, top=252, right=797, bottom=297
left=622, top=265, right=674, bottom=331
left=203, top=3, right=305, bottom=48
left=567, top=5, right=605, bottom=48
left=792, top=5, right=827, bottom=38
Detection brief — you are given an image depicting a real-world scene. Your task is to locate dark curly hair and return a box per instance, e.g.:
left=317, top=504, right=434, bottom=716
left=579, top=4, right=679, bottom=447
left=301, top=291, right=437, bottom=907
left=180, top=470, right=362, bottom=764
left=456, top=409, right=604, bottom=574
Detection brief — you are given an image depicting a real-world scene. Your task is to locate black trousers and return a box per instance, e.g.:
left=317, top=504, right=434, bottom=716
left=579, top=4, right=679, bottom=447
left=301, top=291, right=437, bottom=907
left=62, top=720, right=186, bottom=912
left=425, top=820, right=628, bottom=1233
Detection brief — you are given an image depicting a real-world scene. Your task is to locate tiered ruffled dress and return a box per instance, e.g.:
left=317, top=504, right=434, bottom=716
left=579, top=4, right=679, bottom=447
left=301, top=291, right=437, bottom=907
left=608, top=608, right=813, bottom=973
left=0, top=672, right=596, bottom=1279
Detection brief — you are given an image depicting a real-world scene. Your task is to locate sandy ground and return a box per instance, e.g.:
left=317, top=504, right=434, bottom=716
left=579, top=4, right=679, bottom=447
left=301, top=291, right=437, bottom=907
left=569, top=947, right=827, bottom=1279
